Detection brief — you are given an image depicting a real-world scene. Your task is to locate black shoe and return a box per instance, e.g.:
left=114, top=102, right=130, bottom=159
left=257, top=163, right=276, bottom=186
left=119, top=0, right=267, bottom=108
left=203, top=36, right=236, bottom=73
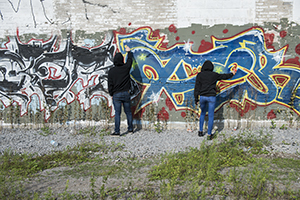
left=207, top=134, right=215, bottom=140
left=198, top=131, right=204, bottom=137
left=128, top=130, right=134, bottom=134
left=110, top=132, right=120, bottom=137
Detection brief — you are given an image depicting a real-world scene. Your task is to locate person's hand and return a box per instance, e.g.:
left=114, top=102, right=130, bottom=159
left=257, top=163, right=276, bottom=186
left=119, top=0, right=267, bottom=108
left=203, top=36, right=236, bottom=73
left=232, top=68, right=237, bottom=75
left=125, top=45, right=130, bottom=52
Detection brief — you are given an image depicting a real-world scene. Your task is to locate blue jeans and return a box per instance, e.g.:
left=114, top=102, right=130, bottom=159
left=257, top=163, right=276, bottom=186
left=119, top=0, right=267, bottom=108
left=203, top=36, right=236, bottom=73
left=199, top=96, right=216, bottom=135
left=113, top=91, right=133, bottom=133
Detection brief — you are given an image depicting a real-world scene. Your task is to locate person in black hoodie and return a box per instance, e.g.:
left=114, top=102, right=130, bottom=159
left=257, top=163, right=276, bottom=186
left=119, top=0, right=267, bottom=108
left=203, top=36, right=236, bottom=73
left=194, top=60, right=236, bottom=140
left=108, top=46, right=133, bottom=136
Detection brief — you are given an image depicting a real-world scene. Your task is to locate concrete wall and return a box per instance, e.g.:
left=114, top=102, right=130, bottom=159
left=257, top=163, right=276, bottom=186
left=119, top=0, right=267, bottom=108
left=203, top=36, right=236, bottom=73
left=0, top=0, right=300, bottom=129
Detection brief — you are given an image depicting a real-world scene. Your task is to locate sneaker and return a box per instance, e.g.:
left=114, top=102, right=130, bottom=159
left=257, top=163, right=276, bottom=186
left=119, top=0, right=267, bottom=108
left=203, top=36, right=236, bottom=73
left=110, top=132, right=120, bottom=137
left=207, top=134, right=216, bottom=140
left=198, top=131, right=204, bottom=137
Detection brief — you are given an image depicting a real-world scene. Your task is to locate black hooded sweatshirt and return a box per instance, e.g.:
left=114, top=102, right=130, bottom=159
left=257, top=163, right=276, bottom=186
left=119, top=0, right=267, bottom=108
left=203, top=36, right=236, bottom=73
left=194, top=60, right=233, bottom=103
left=108, top=51, right=133, bottom=96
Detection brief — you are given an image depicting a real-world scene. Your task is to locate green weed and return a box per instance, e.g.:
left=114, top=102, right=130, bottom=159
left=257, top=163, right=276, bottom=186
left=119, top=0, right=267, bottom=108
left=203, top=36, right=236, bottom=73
left=270, top=120, right=276, bottom=129
left=154, top=120, right=163, bottom=133
left=280, top=124, right=288, bottom=130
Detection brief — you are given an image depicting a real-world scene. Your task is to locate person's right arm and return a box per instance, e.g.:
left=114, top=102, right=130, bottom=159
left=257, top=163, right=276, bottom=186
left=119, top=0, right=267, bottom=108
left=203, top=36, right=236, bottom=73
left=124, top=46, right=133, bottom=70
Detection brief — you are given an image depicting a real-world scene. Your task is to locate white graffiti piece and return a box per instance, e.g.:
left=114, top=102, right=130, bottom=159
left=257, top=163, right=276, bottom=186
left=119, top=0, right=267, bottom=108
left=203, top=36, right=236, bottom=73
left=0, top=32, right=116, bottom=120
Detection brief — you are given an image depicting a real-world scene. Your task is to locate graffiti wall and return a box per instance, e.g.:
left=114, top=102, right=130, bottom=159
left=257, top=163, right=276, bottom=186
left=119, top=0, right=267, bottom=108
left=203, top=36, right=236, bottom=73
left=1, top=23, right=300, bottom=127
left=0, top=31, right=116, bottom=121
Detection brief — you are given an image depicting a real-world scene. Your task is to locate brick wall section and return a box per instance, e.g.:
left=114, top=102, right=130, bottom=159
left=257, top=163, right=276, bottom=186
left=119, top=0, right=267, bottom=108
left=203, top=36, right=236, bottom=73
left=0, top=0, right=55, bottom=37
left=177, top=0, right=256, bottom=27
left=54, top=0, right=178, bottom=34
left=255, top=0, right=293, bottom=24
left=0, top=0, right=299, bottom=37
left=0, top=0, right=177, bottom=37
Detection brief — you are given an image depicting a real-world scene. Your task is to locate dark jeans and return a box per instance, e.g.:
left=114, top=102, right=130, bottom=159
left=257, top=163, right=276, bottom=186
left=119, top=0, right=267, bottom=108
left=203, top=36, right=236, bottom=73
left=113, top=91, right=133, bottom=133
left=199, top=96, right=216, bottom=135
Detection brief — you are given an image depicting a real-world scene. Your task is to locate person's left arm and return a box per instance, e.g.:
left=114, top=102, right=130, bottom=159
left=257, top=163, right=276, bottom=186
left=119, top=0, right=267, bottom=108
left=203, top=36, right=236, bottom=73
left=216, top=72, right=234, bottom=80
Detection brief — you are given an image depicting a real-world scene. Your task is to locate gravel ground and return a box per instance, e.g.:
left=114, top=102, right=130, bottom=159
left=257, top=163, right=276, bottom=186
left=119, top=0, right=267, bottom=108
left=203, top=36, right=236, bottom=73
left=1, top=126, right=300, bottom=158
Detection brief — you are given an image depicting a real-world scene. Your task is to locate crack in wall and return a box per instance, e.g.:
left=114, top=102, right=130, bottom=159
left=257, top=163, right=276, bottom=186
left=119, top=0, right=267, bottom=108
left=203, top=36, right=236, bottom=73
left=30, top=0, right=37, bottom=28
left=7, top=0, right=21, bottom=13
left=6, top=0, right=53, bottom=27
left=82, top=0, right=118, bottom=14
left=40, top=0, right=54, bottom=24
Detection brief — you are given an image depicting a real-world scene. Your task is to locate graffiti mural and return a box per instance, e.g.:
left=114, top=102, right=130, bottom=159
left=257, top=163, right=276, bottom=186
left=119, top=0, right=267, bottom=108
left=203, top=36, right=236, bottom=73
left=116, top=26, right=300, bottom=117
left=0, top=31, right=116, bottom=120
left=0, top=26, right=300, bottom=121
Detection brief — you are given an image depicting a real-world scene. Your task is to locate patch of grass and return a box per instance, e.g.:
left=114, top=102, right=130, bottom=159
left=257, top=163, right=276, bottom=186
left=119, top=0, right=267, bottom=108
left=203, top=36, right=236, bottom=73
left=147, top=130, right=299, bottom=199
left=0, top=141, right=124, bottom=177
left=148, top=136, right=255, bottom=184
left=227, top=158, right=272, bottom=199
left=271, top=157, right=300, bottom=183
left=272, top=157, right=300, bottom=170
left=1, top=129, right=300, bottom=199
left=61, top=153, right=159, bottom=180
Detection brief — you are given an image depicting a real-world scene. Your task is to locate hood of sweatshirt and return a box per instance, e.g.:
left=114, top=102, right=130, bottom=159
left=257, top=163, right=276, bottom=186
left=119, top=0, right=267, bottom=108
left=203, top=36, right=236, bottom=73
left=113, top=53, right=124, bottom=66
left=201, top=60, right=214, bottom=72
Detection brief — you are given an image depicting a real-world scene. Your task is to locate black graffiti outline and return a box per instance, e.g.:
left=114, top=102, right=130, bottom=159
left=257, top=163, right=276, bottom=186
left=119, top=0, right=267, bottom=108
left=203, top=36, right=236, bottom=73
left=0, top=31, right=116, bottom=119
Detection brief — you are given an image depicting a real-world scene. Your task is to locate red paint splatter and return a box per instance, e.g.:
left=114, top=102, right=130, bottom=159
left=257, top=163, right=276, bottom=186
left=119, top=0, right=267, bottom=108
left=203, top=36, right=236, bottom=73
left=175, top=36, right=180, bottom=41
left=267, top=109, right=276, bottom=119
left=181, top=112, right=186, bottom=118
left=198, top=39, right=213, bottom=53
left=280, top=30, right=287, bottom=38
left=119, top=28, right=126, bottom=34
left=192, top=30, right=195, bottom=34
left=295, top=44, right=300, bottom=55
left=128, top=22, right=132, bottom=26
left=157, top=107, right=169, bottom=121
left=169, top=24, right=177, bottom=33
left=265, top=33, right=275, bottom=51
left=223, top=29, right=228, bottom=34
left=230, top=100, right=257, bottom=117
left=285, top=56, right=300, bottom=66
left=152, top=29, right=160, bottom=38
left=160, top=42, right=168, bottom=48
left=165, top=97, right=175, bottom=111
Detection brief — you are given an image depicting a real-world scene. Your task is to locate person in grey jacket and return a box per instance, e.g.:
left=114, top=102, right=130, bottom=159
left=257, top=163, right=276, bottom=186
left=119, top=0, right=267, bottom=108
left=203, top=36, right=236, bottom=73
left=194, top=60, right=236, bottom=140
